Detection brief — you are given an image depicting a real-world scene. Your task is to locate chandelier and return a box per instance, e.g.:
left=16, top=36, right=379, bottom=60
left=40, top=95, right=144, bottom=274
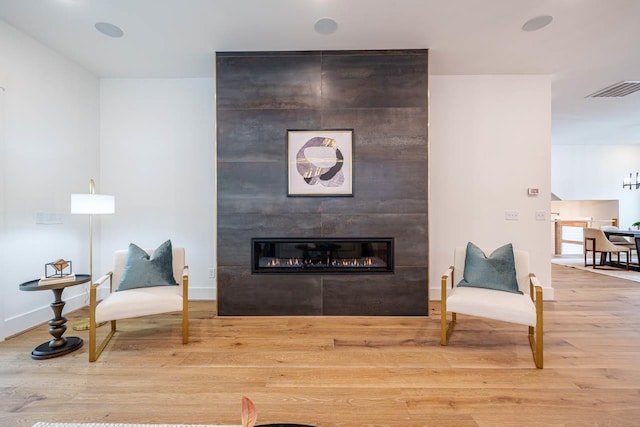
left=623, top=172, right=640, bottom=190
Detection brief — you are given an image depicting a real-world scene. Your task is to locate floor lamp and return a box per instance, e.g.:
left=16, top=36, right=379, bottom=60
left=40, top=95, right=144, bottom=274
left=70, top=178, right=115, bottom=331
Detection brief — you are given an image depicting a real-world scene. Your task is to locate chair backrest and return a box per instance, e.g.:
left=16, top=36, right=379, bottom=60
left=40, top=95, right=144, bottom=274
left=584, top=228, right=623, bottom=251
left=453, top=246, right=531, bottom=296
left=111, top=247, right=186, bottom=292
left=600, top=226, right=632, bottom=243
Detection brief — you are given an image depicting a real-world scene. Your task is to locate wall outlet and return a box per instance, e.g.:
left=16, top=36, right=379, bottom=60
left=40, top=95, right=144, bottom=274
left=505, top=210, right=519, bottom=221
left=208, top=268, right=216, bottom=279
left=535, top=210, right=546, bottom=221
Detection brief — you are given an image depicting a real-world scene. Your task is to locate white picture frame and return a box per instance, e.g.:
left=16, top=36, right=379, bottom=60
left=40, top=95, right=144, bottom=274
left=287, top=129, right=353, bottom=197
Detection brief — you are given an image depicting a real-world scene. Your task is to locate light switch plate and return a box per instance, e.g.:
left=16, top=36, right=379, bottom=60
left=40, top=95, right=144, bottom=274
left=505, top=210, right=519, bottom=221
left=535, top=210, right=546, bottom=221
left=35, top=212, right=63, bottom=225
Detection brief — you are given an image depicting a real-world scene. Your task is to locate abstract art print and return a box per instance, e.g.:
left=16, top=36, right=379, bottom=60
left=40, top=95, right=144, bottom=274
left=287, top=129, right=353, bottom=196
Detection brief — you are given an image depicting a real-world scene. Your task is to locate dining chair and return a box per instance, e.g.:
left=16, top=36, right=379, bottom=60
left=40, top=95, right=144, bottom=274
left=583, top=228, right=630, bottom=270
left=600, top=225, right=637, bottom=260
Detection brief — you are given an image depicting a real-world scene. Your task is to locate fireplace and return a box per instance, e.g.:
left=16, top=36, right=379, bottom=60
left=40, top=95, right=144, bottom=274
left=252, top=238, right=394, bottom=274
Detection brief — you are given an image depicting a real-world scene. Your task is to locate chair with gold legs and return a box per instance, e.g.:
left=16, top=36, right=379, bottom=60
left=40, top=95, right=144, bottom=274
left=89, top=240, right=188, bottom=362
left=440, top=243, right=543, bottom=369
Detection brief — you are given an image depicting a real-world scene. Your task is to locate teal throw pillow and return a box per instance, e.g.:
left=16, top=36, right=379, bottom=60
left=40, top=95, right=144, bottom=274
left=457, top=242, right=523, bottom=294
left=116, top=240, right=178, bottom=291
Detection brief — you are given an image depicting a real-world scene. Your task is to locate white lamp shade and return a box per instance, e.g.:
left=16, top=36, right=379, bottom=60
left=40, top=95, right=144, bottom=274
left=70, top=193, right=115, bottom=214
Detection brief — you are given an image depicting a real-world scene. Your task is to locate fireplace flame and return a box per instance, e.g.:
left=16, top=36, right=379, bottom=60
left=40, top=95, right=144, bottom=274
left=266, top=257, right=379, bottom=268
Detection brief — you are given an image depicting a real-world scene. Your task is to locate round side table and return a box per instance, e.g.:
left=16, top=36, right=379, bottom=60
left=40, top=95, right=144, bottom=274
left=19, top=274, right=91, bottom=360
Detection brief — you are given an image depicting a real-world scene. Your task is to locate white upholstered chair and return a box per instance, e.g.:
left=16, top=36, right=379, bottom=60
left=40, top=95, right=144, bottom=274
left=600, top=225, right=633, bottom=244
left=583, top=227, right=630, bottom=270
left=89, top=246, right=189, bottom=362
left=600, top=225, right=637, bottom=257
left=440, top=246, right=544, bottom=369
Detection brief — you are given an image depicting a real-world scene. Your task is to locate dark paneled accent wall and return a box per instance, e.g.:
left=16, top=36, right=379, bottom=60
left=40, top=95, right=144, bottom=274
left=216, top=50, right=428, bottom=316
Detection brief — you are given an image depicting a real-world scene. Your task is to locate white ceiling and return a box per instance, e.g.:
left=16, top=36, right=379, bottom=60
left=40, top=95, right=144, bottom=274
left=1, top=0, right=639, bottom=146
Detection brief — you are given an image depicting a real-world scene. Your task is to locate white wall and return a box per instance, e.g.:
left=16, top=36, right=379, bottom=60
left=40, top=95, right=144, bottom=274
left=0, top=21, right=215, bottom=339
left=1, top=77, right=6, bottom=339
left=429, top=75, right=553, bottom=299
left=0, top=20, right=100, bottom=339
left=552, top=145, right=640, bottom=229
left=1, top=18, right=555, bottom=338
left=99, top=78, right=216, bottom=300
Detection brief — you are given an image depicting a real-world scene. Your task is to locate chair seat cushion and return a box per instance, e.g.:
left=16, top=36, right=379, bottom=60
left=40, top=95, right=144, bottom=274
left=447, top=285, right=537, bottom=326
left=96, top=285, right=183, bottom=323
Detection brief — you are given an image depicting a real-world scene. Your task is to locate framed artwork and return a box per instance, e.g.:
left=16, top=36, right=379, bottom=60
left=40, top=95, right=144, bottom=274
left=287, top=129, right=353, bottom=196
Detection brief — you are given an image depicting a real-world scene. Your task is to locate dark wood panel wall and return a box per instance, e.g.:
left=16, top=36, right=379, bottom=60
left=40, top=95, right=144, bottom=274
left=216, top=49, right=429, bottom=315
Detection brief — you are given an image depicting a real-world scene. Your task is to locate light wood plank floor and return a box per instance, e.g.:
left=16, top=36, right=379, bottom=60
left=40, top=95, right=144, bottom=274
left=2, top=264, right=640, bottom=427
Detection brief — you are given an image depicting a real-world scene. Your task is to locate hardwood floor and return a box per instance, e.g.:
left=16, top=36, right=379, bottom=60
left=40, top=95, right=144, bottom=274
left=2, top=264, right=640, bottom=427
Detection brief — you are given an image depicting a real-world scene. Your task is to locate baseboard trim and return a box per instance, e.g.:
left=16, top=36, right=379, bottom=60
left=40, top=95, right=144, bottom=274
left=4, top=292, right=88, bottom=340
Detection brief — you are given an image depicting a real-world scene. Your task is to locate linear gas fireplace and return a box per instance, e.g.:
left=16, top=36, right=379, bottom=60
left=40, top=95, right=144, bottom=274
left=252, top=237, right=394, bottom=274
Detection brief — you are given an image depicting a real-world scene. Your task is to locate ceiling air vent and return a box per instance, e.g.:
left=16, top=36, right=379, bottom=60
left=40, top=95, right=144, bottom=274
left=587, top=81, right=640, bottom=98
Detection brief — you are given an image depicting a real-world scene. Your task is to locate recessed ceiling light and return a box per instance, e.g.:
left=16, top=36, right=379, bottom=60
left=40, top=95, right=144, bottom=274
left=314, top=18, right=338, bottom=35
left=522, top=15, right=553, bottom=32
left=95, top=22, right=124, bottom=38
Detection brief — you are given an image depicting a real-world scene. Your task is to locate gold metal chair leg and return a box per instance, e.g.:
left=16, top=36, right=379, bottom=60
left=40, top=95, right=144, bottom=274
left=90, top=319, right=116, bottom=362
left=528, top=285, right=544, bottom=369
left=440, top=272, right=456, bottom=345
left=89, top=273, right=116, bottom=362
left=440, top=268, right=458, bottom=345
left=89, top=284, right=97, bottom=362
left=441, top=315, right=455, bottom=346
left=445, top=313, right=456, bottom=345
left=440, top=317, right=448, bottom=345
left=182, top=272, right=189, bottom=344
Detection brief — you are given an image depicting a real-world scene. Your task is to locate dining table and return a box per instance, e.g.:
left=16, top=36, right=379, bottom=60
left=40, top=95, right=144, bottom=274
left=603, top=229, right=640, bottom=271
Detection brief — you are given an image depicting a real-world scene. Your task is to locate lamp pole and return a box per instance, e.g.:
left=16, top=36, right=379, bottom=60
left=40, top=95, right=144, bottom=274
left=89, top=178, right=95, bottom=279
left=70, top=178, right=114, bottom=331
